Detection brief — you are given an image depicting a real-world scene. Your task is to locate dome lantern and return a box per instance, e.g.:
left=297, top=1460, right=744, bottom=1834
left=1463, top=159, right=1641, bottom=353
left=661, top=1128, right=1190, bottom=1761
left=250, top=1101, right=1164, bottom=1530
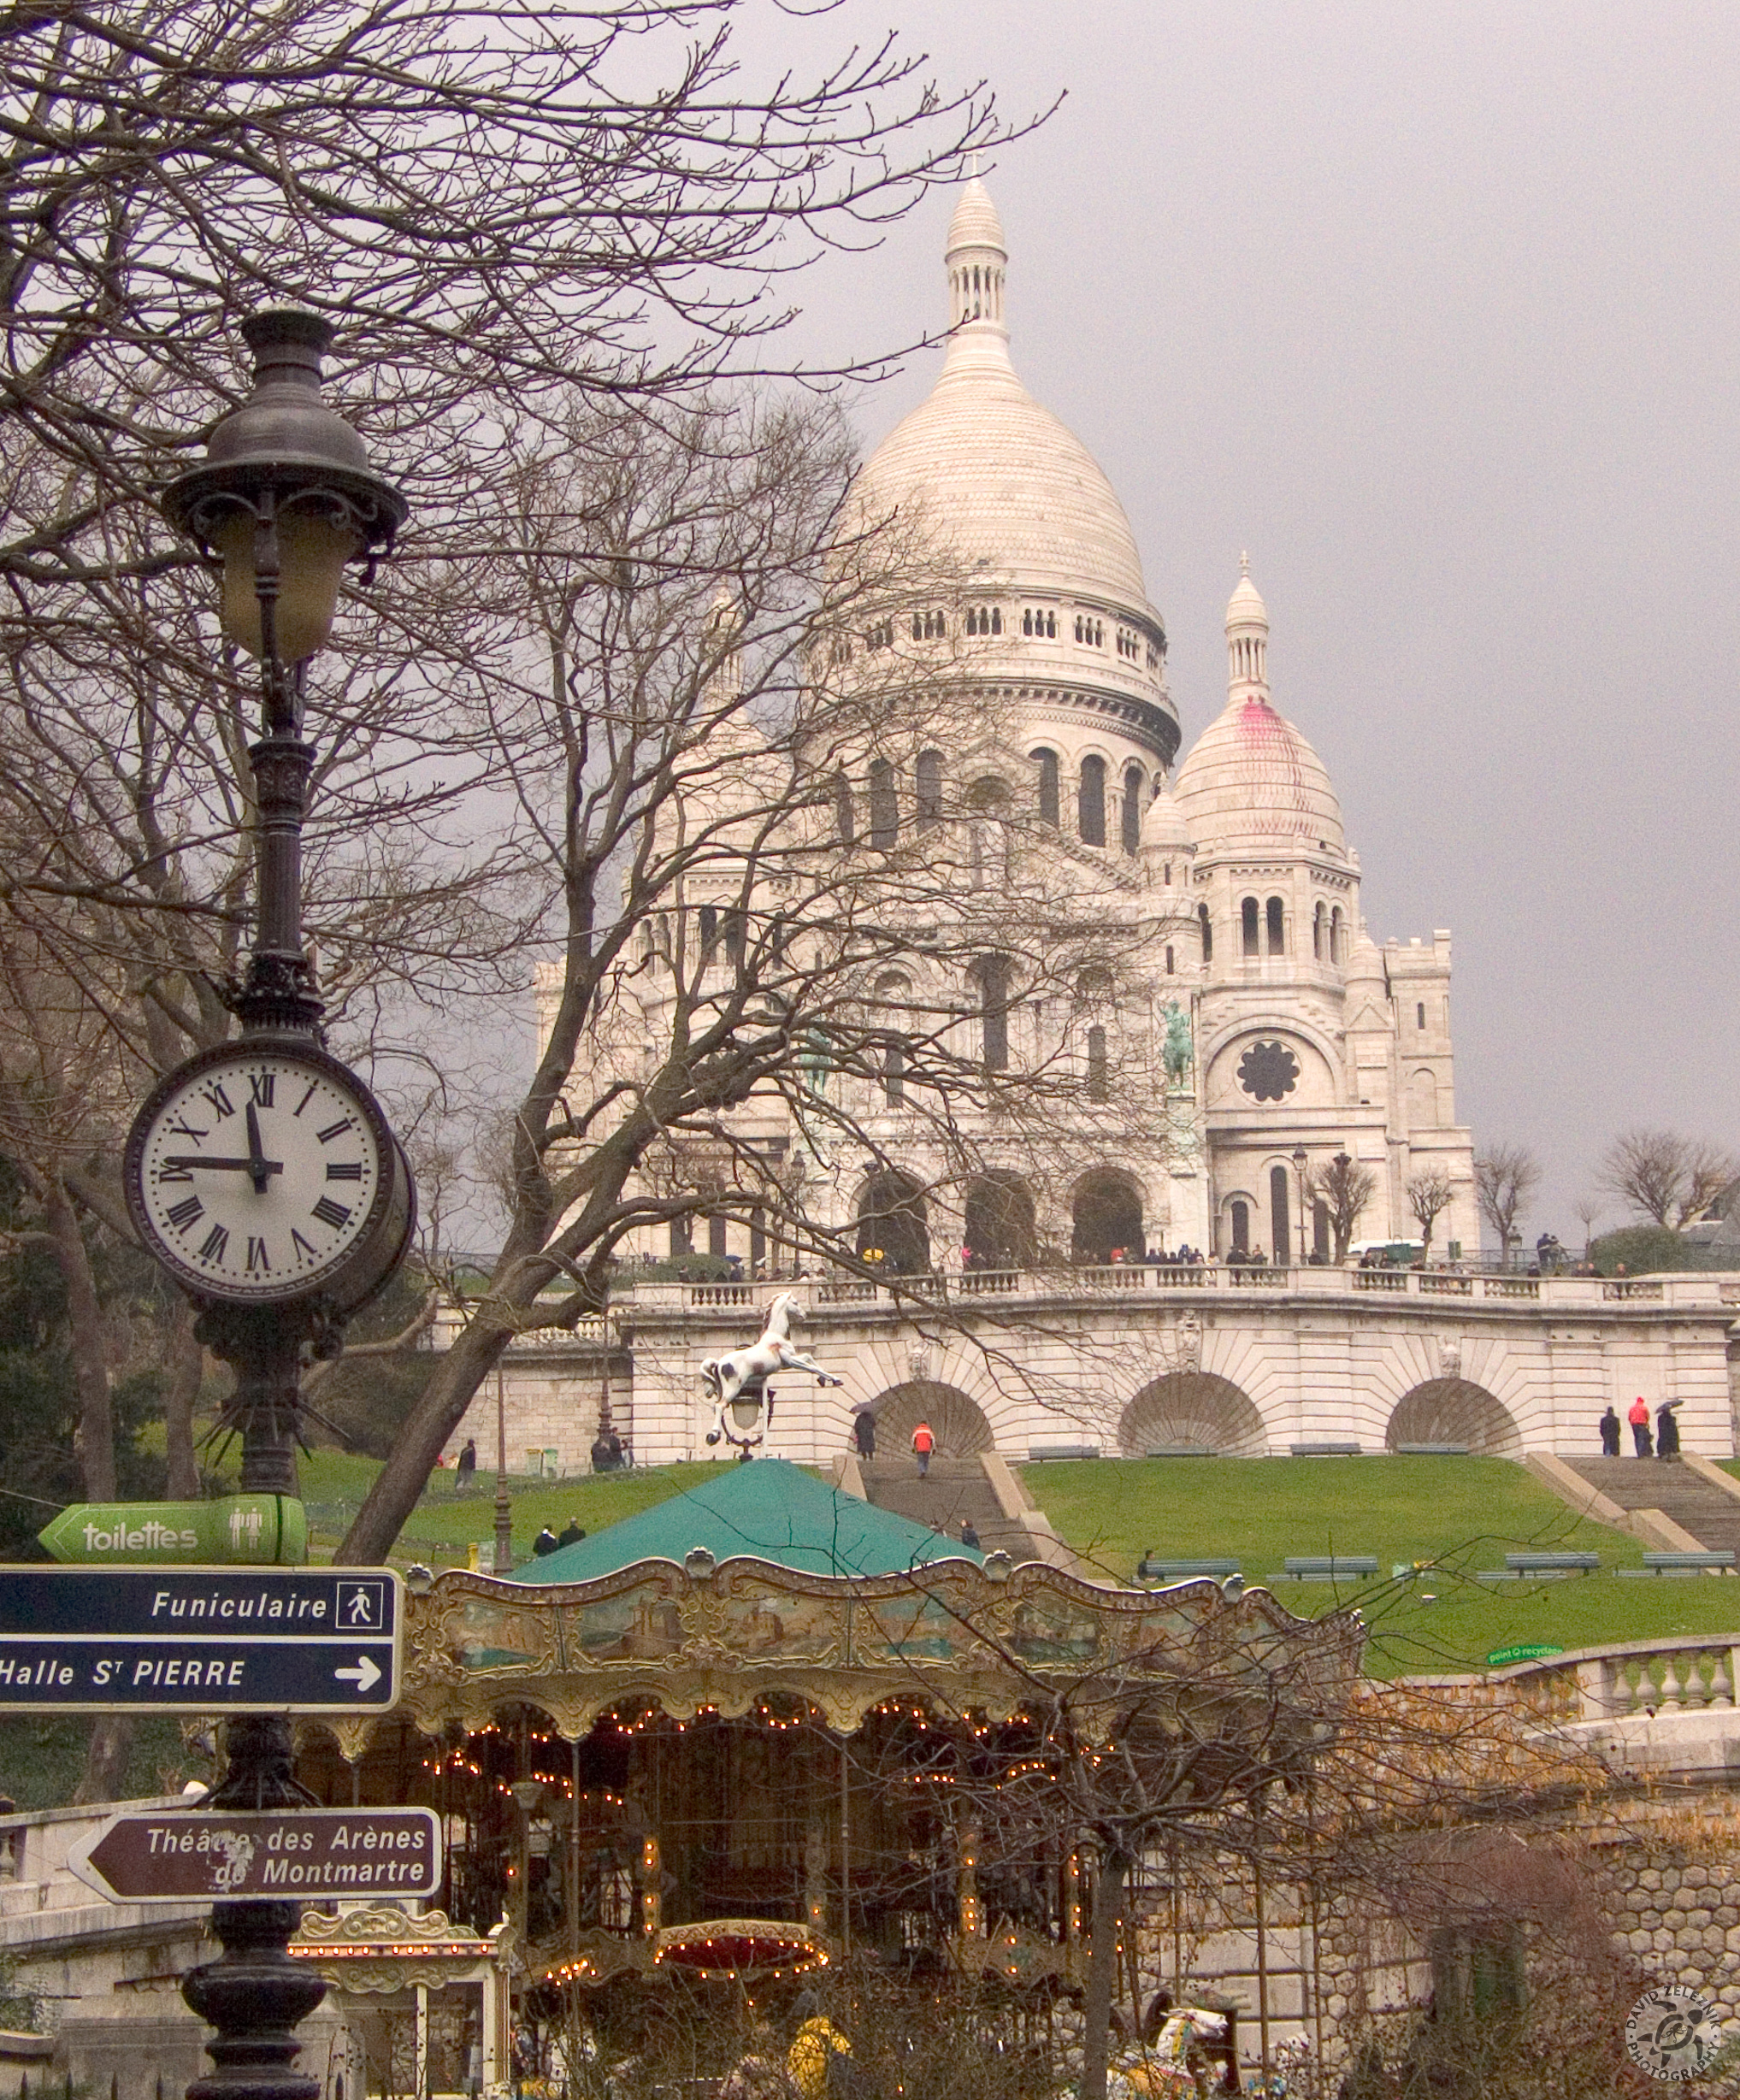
left=1226, top=552, right=1269, bottom=699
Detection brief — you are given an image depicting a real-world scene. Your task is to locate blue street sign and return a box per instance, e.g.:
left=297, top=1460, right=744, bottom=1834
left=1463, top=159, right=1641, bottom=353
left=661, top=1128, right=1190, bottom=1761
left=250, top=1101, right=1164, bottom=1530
left=0, top=1567, right=402, bottom=1713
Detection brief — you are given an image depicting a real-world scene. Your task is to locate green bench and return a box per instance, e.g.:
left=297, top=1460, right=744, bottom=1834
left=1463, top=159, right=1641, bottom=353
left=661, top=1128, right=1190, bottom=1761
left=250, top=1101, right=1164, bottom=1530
left=1281, top=1555, right=1378, bottom=1582
left=1145, top=1444, right=1216, bottom=1458
left=1027, top=1441, right=1100, bottom=1462
left=1137, top=1557, right=1242, bottom=1583
left=1289, top=1442, right=1361, bottom=1456
left=1616, top=1550, right=1737, bottom=1578
left=1395, top=1442, right=1469, bottom=1456
left=1478, top=1550, right=1601, bottom=1582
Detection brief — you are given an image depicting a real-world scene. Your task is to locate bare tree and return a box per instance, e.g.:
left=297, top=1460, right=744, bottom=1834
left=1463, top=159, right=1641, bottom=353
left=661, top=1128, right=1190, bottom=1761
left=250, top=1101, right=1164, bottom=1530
left=1473, top=1144, right=1540, bottom=1266
left=1306, top=1153, right=1378, bottom=1264
left=1403, top=1169, right=1454, bottom=1260
left=1597, top=1129, right=1739, bottom=1230
left=1572, top=1193, right=1602, bottom=1258
left=335, top=392, right=1189, bottom=1560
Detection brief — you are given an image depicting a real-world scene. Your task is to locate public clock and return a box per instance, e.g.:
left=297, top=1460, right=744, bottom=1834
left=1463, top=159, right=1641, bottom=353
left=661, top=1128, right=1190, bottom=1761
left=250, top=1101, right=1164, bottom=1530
left=123, top=1038, right=414, bottom=1312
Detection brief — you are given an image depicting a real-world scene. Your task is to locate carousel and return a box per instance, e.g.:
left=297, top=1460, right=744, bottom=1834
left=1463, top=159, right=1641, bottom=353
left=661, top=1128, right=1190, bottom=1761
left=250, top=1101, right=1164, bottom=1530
left=291, top=1461, right=1360, bottom=2096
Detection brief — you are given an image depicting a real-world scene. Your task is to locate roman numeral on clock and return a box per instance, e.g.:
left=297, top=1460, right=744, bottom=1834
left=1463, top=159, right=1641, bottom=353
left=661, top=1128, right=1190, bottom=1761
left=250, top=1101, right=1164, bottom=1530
left=326, top=1161, right=364, bottom=1181
left=165, top=1195, right=203, bottom=1232
left=249, top=1074, right=275, bottom=1107
left=201, top=1083, right=235, bottom=1119
left=198, top=1224, right=229, bottom=1265
left=246, top=1237, right=270, bottom=1273
left=316, top=1118, right=356, bottom=1144
left=311, top=1196, right=352, bottom=1230
left=292, top=1229, right=317, bottom=1259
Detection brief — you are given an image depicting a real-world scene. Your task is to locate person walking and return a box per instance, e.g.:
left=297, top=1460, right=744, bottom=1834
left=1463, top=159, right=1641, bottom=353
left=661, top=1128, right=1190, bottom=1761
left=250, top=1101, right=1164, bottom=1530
left=455, top=1438, right=477, bottom=1493
left=1599, top=1406, right=1621, bottom=1457
left=1656, top=1400, right=1683, bottom=1459
left=1628, top=1395, right=1653, bottom=1459
left=911, top=1419, right=935, bottom=1478
left=853, top=1409, right=876, bottom=1461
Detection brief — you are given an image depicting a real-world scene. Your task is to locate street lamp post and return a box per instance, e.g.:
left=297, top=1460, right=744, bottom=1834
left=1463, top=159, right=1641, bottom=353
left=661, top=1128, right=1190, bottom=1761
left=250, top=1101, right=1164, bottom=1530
left=1292, top=1146, right=1309, bottom=1267
left=140, top=310, right=410, bottom=2100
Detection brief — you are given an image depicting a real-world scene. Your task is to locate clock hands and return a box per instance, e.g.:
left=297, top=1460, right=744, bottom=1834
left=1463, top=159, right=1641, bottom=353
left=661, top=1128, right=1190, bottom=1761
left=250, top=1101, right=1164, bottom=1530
left=245, top=1102, right=271, bottom=1193
left=159, top=1154, right=285, bottom=1177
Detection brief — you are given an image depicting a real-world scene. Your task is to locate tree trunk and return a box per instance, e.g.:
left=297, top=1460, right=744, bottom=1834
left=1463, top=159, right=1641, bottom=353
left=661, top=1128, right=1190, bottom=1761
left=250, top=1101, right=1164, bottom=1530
left=72, top=1716, right=133, bottom=1805
left=41, top=1181, right=134, bottom=1799
left=1081, top=1847, right=1128, bottom=2100
left=42, top=1177, right=115, bottom=1500
left=162, top=1299, right=204, bottom=1499
left=336, top=1313, right=513, bottom=1563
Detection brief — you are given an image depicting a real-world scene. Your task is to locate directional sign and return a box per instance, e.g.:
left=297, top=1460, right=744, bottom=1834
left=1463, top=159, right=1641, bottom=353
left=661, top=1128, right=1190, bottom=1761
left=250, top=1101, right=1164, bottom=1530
left=0, top=1567, right=402, bottom=1713
left=68, top=1806, right=440, bottom=1904
left=39, top=1495, right=307, bottom=1566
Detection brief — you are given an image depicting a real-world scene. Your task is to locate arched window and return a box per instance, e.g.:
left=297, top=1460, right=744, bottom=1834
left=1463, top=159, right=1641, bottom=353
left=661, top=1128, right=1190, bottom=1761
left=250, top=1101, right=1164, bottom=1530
left=1022, top=609, right=1034, bottom=636
left=722, top=906, right=746, bottom=966
left=1165, top=946, right=1175, bottom=974
left=1199, top=903, right=1212, bottom=963
left=1230, top=1199, right=1250, bottom=1257
left=1086, top=1024, right=1108, bottom=1101
left=1417, top=1001, right=1427, bottom=1030
left=882, top=1041, right=905, bottom=1105
left=1242, top=897, right=1260, bottom=957
left=974, top=954, right=1011, bottom=1071
left=1330, top=906, right=1345, bottom=964
left=1270, top=1162, right=1291, bottom=1264
left=1122, top=764, right=1144, bottom=854
left=876, top=971, right=911, bottom=1106
left=1313, top=1200, right=1330, bottom=1261
left=699, top=904, right=718, bottom=963
left=911, top=612, right=923, bottom=642
left=1032, top=747, right=1060, bottom=827
left=991, top=606, right=1002, bottom=634
left=1313, top=901, right=1326, bottom=961
left=1078, top=755, right=1106, bottom=846
left=916, top=748, right=943, bottom=828
left=868, top=758, right=898, bottom=849
left=834, top=774, right=854, bottom=846
left=1266, top=895, right=1285, bottom=955
left=1163, top=862, right=1172, bottom=887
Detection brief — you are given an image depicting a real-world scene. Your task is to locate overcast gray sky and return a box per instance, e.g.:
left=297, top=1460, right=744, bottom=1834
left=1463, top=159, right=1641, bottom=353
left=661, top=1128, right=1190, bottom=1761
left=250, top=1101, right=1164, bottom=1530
left=769, top=0, right=1740, bottom=1244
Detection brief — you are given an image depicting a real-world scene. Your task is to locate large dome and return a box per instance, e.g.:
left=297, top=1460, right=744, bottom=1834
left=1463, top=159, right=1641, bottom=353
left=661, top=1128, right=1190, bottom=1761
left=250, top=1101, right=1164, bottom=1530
left=850, top=182, right=1152, bottom=613
left=1174, top=694, right=1344, bottom=854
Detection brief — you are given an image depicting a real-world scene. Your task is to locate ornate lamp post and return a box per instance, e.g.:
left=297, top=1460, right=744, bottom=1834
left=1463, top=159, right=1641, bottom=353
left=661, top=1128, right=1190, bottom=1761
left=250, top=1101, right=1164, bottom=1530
left=128, top=310, right=412, bottom=2100
left=1292, top=1145, right=1309, bottom=1266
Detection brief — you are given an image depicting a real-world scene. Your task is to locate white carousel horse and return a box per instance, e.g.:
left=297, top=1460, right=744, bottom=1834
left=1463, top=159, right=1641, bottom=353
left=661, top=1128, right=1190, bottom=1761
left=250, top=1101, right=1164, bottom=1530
left=701, top=1291, right=842, bottom=1454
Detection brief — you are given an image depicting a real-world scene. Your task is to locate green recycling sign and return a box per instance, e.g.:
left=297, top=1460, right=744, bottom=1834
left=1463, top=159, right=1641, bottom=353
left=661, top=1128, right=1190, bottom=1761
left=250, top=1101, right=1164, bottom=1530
left=39, top=1495, right=306, bottom=1566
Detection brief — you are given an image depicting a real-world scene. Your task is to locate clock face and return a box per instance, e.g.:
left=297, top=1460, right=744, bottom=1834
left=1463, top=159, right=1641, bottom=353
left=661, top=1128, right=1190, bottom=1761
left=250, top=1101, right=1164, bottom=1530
left=126, top=1043, right=394, bottom=1304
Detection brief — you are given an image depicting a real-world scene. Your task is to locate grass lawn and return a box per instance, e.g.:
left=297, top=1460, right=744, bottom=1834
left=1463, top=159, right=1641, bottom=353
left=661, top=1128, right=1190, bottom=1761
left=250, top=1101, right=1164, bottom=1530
left=1020, top=1455, right=1740, bottom=1678
left=198, top=1444, right=711, bottom=1569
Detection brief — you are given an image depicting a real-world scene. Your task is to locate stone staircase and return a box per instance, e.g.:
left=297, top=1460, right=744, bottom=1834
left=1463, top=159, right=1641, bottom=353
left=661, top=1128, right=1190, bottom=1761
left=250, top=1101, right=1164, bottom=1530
left=1554, top=1454, right=1740, bottom=1557
left=855, top=1455, right=1066, bottom=1567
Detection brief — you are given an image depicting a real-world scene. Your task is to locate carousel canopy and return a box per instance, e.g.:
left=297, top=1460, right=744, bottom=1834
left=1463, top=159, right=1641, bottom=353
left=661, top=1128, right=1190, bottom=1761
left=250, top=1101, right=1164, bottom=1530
left=515, top=1459, right=980, bottom=1583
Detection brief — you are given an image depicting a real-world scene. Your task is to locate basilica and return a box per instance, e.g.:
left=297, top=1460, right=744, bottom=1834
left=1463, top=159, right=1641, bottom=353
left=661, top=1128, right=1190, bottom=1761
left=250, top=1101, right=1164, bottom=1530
left=558, top=178, right=1478, bottom=1278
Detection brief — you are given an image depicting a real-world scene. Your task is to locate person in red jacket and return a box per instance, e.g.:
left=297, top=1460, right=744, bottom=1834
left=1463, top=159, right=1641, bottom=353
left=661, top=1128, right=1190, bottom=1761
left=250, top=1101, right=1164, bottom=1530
left=911, top=1419, right=935, bottom=1478
left=1627, top=1395, right=1653, bottom=1459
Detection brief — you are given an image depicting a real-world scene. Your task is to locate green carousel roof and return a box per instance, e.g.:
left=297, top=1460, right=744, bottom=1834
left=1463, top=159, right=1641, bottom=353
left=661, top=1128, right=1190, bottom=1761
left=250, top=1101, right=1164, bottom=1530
left=515, top=1459, right=980, bottom=1583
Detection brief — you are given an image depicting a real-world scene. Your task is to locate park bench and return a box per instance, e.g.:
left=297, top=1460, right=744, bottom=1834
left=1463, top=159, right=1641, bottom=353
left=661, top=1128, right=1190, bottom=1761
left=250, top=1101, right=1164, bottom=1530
left=1289, top=1442, right=1361, bottom=1456
left=1395, top=1442, right=1470, bottom=1456
left=1136, top=1557, right=1242, bottom=1583
left=1145, top=1443, right=1215, bottom=1458
left=1479, top=1551, right=1601, bottom=1582
left=1280, top=1555, right=1378, bottom=1583
left=1026, top=1441, right=1100, bottom=1462
left=1616, top=1550, right=1737, bottom=1578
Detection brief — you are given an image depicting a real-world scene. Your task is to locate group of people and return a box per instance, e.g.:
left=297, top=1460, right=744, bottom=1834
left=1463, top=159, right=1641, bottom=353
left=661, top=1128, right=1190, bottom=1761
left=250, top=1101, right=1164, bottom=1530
left=1601, top=1396, right=1683, bottom=1459
left=849, top=1409, right=938, bottom=1478
left=531, top=1517, right=587, bottom=1556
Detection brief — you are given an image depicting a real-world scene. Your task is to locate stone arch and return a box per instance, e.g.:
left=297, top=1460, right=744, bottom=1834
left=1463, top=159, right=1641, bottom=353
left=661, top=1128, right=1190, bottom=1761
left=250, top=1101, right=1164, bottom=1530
left=856, top=1169, right=930, bottom=1275
left=870, top=1380, right=994, bottom=1456
left=1119, top=1374, right=1268, bottom=1458
left=1386, top=1380, right=1520, bottom=1457
left=964, top=1173, right=1036, bottom=1270
left=1071, top=1168, right=1144, bottom=1264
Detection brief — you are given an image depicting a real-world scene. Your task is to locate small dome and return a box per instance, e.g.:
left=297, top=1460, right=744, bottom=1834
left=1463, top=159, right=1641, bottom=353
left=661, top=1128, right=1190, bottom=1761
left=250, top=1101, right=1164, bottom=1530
left=1174, top=694, right=1344, bottom=855
left=947, top=179, right=1006, bottom=257
left=1225, top=560, right=1268, bottom=632
left=1140, top=776, right=1192, bottom=855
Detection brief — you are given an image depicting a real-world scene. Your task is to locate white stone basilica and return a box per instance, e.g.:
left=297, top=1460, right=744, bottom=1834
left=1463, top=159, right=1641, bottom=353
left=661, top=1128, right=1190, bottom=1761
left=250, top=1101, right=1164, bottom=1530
left=575, top=179, right=1479, bottom=1272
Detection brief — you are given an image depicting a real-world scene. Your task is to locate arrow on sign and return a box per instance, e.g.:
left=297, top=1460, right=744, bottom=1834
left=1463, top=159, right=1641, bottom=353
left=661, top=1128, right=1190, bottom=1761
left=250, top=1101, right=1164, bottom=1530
left=334, top=1655, right=381, bottom=1692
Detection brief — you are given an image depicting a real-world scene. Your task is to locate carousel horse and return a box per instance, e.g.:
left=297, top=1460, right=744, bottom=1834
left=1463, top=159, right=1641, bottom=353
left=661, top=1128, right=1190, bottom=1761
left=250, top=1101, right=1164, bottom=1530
left=701, top=1291, right=842, bottom=1454
left=1116, top=2008, right=1230, bottom=2099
